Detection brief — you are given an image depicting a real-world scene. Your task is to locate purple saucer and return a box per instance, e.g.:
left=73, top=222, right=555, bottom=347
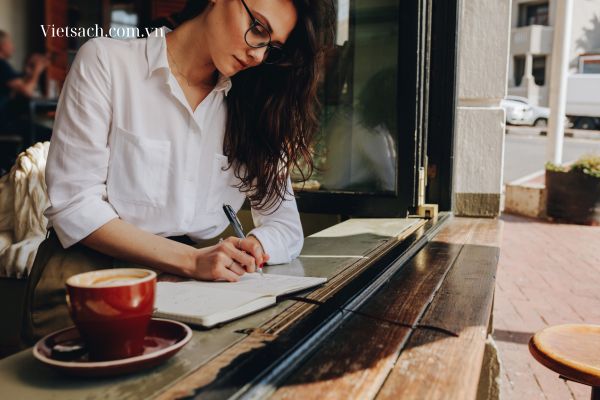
left=33, top=318, right=192, bottom=377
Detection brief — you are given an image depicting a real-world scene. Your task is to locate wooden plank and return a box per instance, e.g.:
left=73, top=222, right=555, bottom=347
left=154, top=219, right=427, bottom=399
left=265, top=217, right=486, bottom=399
left=154, top=329, right=278, bottom=400
left=269, top=242, right=464, bottom=400
left=268, top=217, right=501, bottom=400
left=433, top=217, right=503, bottom=247
left=0, top=219, right=423, bottom=400
left=262, top=219, right=425, bottom=336
left=376, top=219, right=501, bottom=400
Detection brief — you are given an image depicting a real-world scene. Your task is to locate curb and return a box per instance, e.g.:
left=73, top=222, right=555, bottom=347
left=504, top=170, right=547, bottom=219
left=506, top=126, right=600, bottom=140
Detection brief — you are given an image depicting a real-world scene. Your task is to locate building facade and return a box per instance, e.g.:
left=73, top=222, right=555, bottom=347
left=508, top=0, right=600, bottom=106
left=452, top=0, right=511, bottom=217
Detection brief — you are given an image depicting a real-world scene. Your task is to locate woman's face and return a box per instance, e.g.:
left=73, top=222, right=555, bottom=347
left=204, top=0, right=298, bottom=76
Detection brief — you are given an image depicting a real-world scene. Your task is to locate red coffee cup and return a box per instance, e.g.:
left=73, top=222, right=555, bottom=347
left=65, top=268, right=156, bottom=361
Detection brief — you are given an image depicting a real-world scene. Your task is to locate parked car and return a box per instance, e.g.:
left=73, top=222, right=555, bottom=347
left=501, top=96, right=550, bottom=127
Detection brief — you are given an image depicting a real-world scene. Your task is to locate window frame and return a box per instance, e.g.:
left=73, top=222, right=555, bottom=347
left=294, top=0, right=459, bottom=216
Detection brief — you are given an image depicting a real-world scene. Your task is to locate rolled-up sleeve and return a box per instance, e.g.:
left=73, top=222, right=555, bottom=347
left=247, top=176, right=304, bottom=265
left=44, top=38, right=118, bottom=248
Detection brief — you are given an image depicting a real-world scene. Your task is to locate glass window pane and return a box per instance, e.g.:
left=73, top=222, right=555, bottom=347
left=294, top=0, right=399, bottom=194
left=514, top=56, right=525, bottom=87
left=532, top=56, right=546, bottom=85
left=527, top=4, right=549, bottom=26
left=518, top=2, right=549, bottom=27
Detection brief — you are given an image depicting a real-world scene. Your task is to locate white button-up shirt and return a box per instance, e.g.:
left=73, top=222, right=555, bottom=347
left=44, top=28, right=304, bottom=264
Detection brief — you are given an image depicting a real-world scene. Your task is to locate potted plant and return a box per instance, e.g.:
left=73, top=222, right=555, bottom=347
left=545, top=155, right=600, bottom=225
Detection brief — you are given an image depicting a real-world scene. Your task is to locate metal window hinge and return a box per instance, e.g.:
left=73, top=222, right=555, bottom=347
left=418, top=166, right=426, bottom=206
left=417, top=203, right=439, bottom=219
left=417, top=157, right=437, bottom=218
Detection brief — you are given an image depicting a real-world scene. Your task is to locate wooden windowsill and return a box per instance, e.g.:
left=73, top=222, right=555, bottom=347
left=0, top=216, right=502, bottom=400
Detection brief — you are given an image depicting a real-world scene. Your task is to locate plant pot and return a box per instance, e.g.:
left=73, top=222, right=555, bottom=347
left=545, top=169, right=600, bottom=225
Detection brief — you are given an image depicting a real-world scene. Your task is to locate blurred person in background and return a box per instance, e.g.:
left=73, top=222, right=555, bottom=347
left=0, top=30, right=48, bottom=132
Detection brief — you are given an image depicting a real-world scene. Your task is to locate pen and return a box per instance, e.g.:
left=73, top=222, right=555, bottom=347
left=222, top=204, right=264, bottom=277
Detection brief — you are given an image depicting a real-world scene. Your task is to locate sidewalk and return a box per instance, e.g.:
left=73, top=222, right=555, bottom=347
left=494, top=214, right=600, bottom=399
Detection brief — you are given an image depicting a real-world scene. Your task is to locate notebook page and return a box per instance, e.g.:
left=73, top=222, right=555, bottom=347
left=216, top=273, right=327, bottom=296
left=157, top=274, right=326, bottom=297
left=155, top=282, right=263, bottom=318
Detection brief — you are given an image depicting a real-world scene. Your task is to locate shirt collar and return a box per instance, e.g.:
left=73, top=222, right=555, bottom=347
left=215, top=72, right=233, bottom=96
left=146, top=26, right=232, bottom=97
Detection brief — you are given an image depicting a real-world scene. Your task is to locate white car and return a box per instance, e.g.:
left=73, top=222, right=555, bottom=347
left=501, top=96, right=550, bottom=127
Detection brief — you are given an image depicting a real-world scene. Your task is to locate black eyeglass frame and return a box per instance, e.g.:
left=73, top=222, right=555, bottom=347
left=239, top=0, right=285, bottom=65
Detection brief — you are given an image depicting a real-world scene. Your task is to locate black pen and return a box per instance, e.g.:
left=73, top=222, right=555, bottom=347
left=222, top=204, right=264, bottom=277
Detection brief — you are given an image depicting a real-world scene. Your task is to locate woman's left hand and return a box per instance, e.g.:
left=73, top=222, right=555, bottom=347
left=224, top=235, right=269, bottom=272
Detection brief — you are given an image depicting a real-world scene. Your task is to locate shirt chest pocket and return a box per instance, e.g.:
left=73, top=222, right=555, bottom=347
left=205, top=154, right=246, bottom=213
left=107, top=127, right=171, bottom=207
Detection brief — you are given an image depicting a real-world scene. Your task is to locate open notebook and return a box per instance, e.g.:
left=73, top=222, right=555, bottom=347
left=154, top=273, right=327, bottom=327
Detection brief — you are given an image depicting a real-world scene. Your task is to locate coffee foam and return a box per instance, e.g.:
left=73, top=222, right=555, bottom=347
left=67, top=268, right=156, bottom=288
left=91, top=275, right=145, bottom=287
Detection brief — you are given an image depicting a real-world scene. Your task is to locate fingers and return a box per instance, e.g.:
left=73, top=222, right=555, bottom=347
left=226, top=261, right=246, bottom=276
left=194, top=239, right=270, bottom=281
left=223, top=238, right=257, bottom=273
left=236, top=236, right=269, bottom=267
left=191, top=247, right=248, bottom=282
left=212, top=251, right=244, bottom=281
left=243, top=262, right=256, bottom=274
left=216, top=265, right=241, bottom=282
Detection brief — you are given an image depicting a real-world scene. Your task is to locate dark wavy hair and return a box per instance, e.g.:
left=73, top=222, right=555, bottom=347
left=175, top=0, right=335, bottom=212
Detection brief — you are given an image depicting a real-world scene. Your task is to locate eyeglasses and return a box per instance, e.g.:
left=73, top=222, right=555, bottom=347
left=239, top=0, right=285, bottom=65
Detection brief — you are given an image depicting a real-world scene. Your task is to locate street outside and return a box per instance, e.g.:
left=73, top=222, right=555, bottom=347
left=497, top=124, right=600, bottom=400
left=504, top=126, right=600, bottom=183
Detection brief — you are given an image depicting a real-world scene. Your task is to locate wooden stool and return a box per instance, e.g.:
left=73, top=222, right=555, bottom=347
left=529, top=324, right=600, bottom=400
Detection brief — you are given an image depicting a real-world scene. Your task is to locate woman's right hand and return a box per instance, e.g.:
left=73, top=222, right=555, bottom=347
left=187, top=240, right=258, bottom=282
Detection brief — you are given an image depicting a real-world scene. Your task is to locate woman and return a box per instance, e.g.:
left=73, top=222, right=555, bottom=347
left=22, top=0, right=334, bottom=342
